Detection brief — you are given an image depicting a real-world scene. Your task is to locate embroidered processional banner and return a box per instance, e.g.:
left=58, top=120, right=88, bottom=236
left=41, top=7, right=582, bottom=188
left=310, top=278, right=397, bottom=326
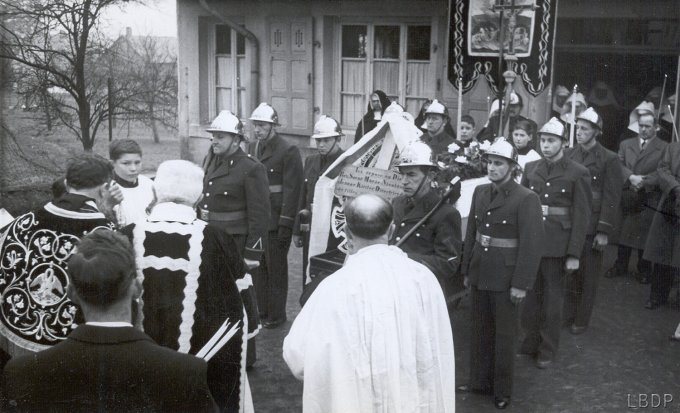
left=448, top=0, right=558, bottom=96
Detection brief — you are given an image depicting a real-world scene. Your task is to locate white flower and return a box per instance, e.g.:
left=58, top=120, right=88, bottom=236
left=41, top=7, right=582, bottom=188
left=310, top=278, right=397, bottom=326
left=447, top=142, right=461, bottom=153
left=479, top=141, right=492, bottom=151
left=437, top=161, right=447, bottom=169
left=455, top=156, right=469, bottom=164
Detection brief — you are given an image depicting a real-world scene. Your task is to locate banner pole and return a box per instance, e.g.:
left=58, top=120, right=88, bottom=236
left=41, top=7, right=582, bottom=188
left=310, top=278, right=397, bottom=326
left=674, top=55, right=680, bottom=142
left=457, top=77, right=463, bottom=139
left=547, top=0, right=560, bottom=125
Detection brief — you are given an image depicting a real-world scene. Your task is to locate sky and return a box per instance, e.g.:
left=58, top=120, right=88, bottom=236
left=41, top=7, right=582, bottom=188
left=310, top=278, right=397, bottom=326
left=100, top=0, right=177, bottom=38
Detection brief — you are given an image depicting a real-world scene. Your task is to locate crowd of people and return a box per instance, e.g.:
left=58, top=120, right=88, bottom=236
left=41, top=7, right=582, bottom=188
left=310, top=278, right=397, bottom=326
left=0, top=82, right=677, bottom=412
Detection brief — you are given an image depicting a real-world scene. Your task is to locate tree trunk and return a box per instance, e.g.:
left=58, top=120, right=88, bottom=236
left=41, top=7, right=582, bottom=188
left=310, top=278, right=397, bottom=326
left=41, top=87, right=52, bottom=131
left=151, top=119, right=160, bottom=143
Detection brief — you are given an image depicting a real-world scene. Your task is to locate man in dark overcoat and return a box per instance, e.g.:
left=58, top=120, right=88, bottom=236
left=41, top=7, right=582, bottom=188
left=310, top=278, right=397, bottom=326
left=390, top=141, right=461, bottom=291
left=520, top=118, right=592, bottom=368
left=247, top=103, right=303, bottom=328
left=643, top=141, right=680, bottom=309
left=201, top=110, right=270, bottom=367
left=613, top=112, right=668, bottom=283
left=456, top=138, right=544, bottom=410
left=563, top=108, right=623, bottom=334
left=2, top=230, right=218, bottom=413
left=293, top=116, right=345, bottom=280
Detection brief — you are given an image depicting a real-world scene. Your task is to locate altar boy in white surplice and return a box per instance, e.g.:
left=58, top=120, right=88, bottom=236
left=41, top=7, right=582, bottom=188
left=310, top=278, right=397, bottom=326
left=283, top=194, right=455, bottom=413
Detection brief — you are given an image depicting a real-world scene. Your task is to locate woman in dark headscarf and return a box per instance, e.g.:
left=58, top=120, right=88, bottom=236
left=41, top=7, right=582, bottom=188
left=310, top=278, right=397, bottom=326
left=354, top=90, right=391, bottom=143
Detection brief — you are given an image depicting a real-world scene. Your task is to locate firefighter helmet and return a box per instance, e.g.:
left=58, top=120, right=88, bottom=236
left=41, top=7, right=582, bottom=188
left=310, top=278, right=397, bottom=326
left=206, top=110, right=244, bottom=136
left=248, top=102, right=280, bottom=125
left=311, top=115, right=343, bottom=139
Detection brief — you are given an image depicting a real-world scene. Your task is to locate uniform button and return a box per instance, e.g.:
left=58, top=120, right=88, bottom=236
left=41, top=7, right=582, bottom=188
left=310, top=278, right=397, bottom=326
left=485, top=223, right=490, bottom=227
left=224, top=192, right=228, bottom=195
left=396, top=237, right=401, bottom=241
left=562, top=189, right=565, bottom=192
left=593, top=176, right=597, bottom=180
left=546, top=182, right=551, bottom=187
left=542, top=217, right=546, bottom=221
left=416, top=233, right=420, bottom=237
left=270, top=169, right=274, bottom=172
left=544, top=194, right=549, bottom=198
left=487, top=212, right=491, bottom=215
left=203, top=204, right=208, bottom=208
left=304, top=179, right=308, bottom=182
left=484, top=248, right=489, bottom=252
left=209, top=182, right=213, bottom=186
left=400, top=223, right=405, bottom=227
left=205, top=193, right=210, bottom=197
left=530, top=186, right=534, bottom=190
left=502, top=220, right=507, bottom=224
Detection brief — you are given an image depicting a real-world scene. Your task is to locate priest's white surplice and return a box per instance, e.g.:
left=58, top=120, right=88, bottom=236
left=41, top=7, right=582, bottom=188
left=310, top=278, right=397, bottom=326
left=283, top=244, right=455, bottom=413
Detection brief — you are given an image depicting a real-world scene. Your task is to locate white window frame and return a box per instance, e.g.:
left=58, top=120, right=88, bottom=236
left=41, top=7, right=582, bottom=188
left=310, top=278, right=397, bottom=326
left=208, top=23, right=247, bottom=118
left=334, top=17, right=437, bottom=129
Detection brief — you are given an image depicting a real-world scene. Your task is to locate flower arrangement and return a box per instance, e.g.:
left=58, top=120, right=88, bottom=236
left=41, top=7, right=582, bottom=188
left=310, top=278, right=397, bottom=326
left=433, top=140, right=489, bottom=192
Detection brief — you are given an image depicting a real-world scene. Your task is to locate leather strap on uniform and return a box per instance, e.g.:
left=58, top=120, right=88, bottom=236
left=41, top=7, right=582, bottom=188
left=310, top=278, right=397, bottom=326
left=198, top=208, right=247, bottom=222
left=541, top=206, right=570, bottom=216
left=269, top=185, right=283, bottom=193
left=475, top=232, right=519, bottom=248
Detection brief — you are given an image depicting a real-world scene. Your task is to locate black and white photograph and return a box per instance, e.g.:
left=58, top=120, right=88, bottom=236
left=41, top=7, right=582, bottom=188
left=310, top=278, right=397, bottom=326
left=0, top=0, right=679, bottom=411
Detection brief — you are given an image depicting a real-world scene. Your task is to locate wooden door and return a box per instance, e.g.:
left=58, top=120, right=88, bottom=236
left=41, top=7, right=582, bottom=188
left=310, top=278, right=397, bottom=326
left=268, top=18, right=314, bottom=135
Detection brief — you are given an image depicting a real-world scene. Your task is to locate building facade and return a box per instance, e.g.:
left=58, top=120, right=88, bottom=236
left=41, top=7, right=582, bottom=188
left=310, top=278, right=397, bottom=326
left=177, top=0, right=680, bottom=162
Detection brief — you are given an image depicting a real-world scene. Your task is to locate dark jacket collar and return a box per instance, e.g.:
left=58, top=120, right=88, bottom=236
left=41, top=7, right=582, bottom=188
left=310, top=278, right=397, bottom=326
left=68, top=324, right=155, bottom=345
left=113, top=173, right=138, bottom=188
left=53, top=193, right=100, bottom=213
left=404, top=189, right=441, bottom=219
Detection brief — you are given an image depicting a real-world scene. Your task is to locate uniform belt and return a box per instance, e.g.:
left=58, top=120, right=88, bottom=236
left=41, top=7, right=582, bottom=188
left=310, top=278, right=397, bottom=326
left=198, top=208, right=247, bottom=222
left=269, top=185, right=283, bottom=193
left=592, top=191, right=602, bottom=200
left=475, top=232, right=519, bottom=248
left=541, top=205, right=570, bottom=216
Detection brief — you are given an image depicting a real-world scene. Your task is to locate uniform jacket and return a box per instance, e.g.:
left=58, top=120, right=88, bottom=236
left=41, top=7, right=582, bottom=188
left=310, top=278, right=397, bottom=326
left=461, top=179, right=544, bottom=292
left=123, top=202, right=255, bottom=412
left=567, top=142, right=622, bottom=236
left=0, top=194, right=114, bottom=356
left=644, top=142, right=680, bottom=267
left=248, top=134, right=303, bottom=231
left=617, top=136, right=668, bottom=249
left=521, top=156, right=592, bottom=258
left=422, top=129, right=456, bottom=157
left=390, top=190, right=462, bottom=283
left=293, top=149, right=344, bottom=236
left=2, top=325, right=217, bottom=413
left=202, top=147, right=270, bottom=261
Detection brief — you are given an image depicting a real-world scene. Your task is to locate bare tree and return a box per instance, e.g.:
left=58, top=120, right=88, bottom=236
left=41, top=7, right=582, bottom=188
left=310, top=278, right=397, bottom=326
left=0, top=0, right=132, bottom=151
left=112, top=34, right=177, bottom=143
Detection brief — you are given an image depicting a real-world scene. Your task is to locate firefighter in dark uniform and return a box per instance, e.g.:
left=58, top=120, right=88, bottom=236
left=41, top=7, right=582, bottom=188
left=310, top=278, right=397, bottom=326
left=421, top=99, right=456, bottom=157
left=247, top=103, right=303, bottom=329
left=563, top=108, right=622, bottom=334
left=456, top=138, right=544, bottom=410
left=293, top=115, right=345, bottom=281
left=390, top=140, right=461, bottom=291
left=520, top=117, right=592, bottom=369
left=201, top=110, right=271, bottom=367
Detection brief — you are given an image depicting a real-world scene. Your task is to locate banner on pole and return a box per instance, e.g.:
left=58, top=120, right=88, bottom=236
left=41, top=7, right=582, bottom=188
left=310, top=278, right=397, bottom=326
left=448, top=0, right=558, bottom=96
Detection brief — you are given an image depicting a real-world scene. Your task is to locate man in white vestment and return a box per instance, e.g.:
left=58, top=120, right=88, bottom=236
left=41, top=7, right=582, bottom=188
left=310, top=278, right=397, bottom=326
left=283, top=194, right=456, bottom=413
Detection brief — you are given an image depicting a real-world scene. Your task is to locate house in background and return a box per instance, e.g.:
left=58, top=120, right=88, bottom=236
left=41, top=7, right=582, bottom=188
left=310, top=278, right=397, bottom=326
left=176, top=0, right=680, bottom=163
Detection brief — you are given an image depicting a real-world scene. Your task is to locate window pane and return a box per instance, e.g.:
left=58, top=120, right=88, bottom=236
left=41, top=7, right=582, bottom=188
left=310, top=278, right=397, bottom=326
left=374, top=26, right=400, bottom=59
left=216, top=25, right=231, bottom=54
left=373, top=61, right=399, bottom=96
left=237, top=32, right=246, bottom=55
left=216, top=56, right=233, bottom=86
left=342, top=25, right=367, bottom=58
left=407, top=26, right=431, bottom=60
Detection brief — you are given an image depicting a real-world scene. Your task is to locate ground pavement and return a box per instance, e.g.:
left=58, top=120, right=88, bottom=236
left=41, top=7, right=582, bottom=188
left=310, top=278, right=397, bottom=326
left=249, top=247, right=680, bottom=412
